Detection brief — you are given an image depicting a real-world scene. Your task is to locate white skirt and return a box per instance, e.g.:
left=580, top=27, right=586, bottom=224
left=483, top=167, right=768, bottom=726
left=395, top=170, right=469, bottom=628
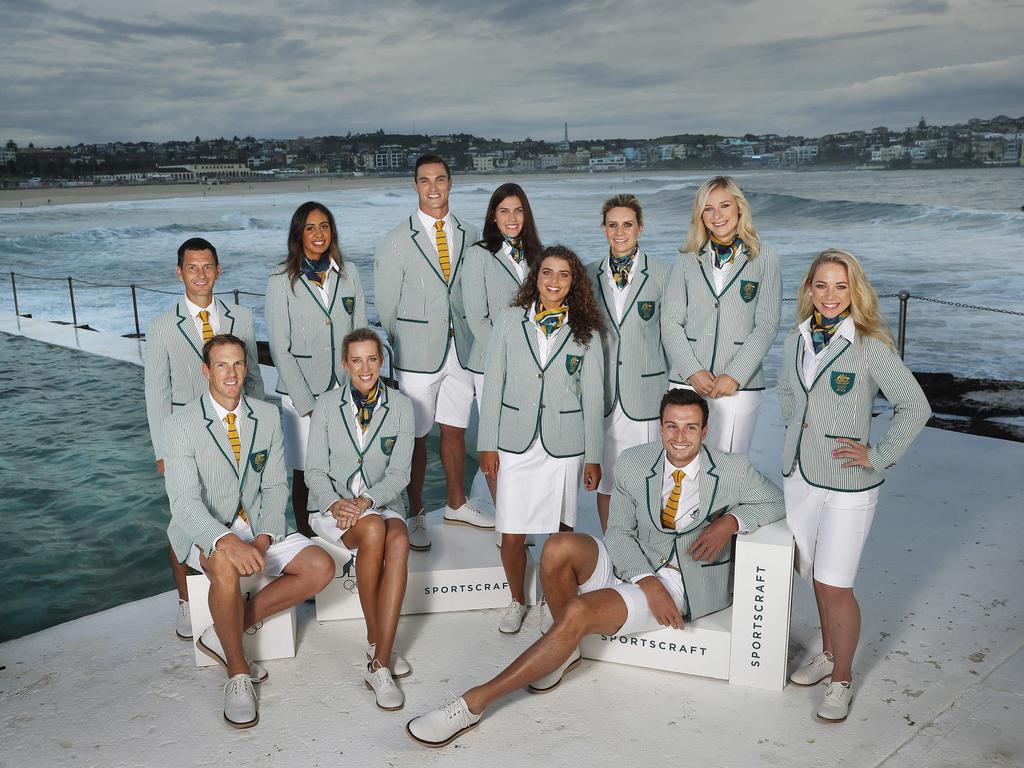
left=495, top=438, right=583, bottom=534
left=280, top=394, right=311, bottom=471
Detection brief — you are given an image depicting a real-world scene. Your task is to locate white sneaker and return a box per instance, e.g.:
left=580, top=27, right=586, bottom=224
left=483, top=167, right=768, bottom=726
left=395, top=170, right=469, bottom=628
left=538, top=602, right=554, bottom=635
left=175, top=599, right=193, bottom=640
left=443, top=500, right=495, bottom=530
left=364, top=660, right=404, bottom=711
left=790, top=650, right=834, bottom=686
left=223, top=673, right=258, bottom=729
left=817, top=681, right=853, bottom=722
left=498, top=600, right=528, bottom=634
left=367, top=643, right=412, bottom=678
left=408, top=511, right=431, bottom=551
left=528, top=647, right=582, bottom=693
left=197, top=624, right=268, bottom=683
left=406, top=696, right=481, bottom=747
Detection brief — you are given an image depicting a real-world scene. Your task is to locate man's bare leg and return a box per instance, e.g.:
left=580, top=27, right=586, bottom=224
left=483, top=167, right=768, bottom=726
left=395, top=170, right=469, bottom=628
left=439, top=424, right=467, bottom=509
left=538, top=532, right=601, bottom=620
left=292, top=470, right=313, bottom=538
left=408, top=436, right=429, bottom=515
left=242, top=546, right=335, bottom=628
left=169, top=544, right=189, bottom=600
left=200, top=551, right=248, bottom=677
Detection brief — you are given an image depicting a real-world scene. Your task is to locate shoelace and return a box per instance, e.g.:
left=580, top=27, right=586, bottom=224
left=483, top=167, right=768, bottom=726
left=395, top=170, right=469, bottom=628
left=224, top=675, right=255, bottom=697
left=441, top=693, right=466, bottom=723
left=370, top=665, right=397, bottom=691
left=410, top=514, right=425, bottom=531
left=503, top=601, right=524, bottom=617
left=824, top=682, right=849, bottom=698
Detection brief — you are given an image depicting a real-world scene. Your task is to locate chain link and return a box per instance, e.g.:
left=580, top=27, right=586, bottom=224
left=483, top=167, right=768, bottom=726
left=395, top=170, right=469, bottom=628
left=909, top=294, right=1024, bottom=316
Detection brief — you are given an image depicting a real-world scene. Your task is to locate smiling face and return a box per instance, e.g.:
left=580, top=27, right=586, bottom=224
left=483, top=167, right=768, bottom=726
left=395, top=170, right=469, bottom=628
left=494, top=195, right=524, bottom=239
left=203, top=341, right=247, bottom=410
left=415, top=162, right=451, bottom=218
left=343, top=339, right=383, bottom=395
left=701, top=186, right=740, bottom=243
left=809, top=261, right=852, bottom=318
left=537, top=255, right=572, bottom=310
left=176, top=248, right=220, bottom=306
left=301, top=209, right=333, bottom=261
left=603, top=205, right=643, bottom=257
left=661, top=404, right=708, bottom=468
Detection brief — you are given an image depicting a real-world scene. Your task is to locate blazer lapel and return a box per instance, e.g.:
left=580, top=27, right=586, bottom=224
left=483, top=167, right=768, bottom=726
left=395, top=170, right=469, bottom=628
left=595, top=259, right=619, bottom=334
left=408, top=216, right=447, bottom=286
left=174, top=299, right=204, bottom=359
left=810, top=336, right=852, bottom=389
left=645, top=450, right=666, bottom=531
left=218, top=298, right=237, bottom=335
left=691, top=446, right=720, bottom=532
left=493, top=248, right=522, bottom=287
left=619, top=251, right=650, bottom=325
left=201, top=396, right=239, bottom=479
left=520, top=314, right=544, bottom=371
left=297, top=274, right=331, bottom=317
left=448, top=214, right=467, bottom=286
left=362, top=385, right=392, bottom=449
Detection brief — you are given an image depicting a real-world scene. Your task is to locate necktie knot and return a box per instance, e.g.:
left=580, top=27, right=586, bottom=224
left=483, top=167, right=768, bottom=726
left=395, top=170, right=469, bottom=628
left=673, top=469, right=685, bottom=484
left=225, top=412, right=236, bottom=427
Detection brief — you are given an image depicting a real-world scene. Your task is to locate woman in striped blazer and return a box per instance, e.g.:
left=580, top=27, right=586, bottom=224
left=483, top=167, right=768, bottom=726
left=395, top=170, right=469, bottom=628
left=662, top=176, right=781, bottom=455
left=266, top=201, right=368, bottom=537
left=479, top=245, right=604, bottom=634
left=780, top=249, right=931, bottom=723
left=463, top=183, right=544, bottom=502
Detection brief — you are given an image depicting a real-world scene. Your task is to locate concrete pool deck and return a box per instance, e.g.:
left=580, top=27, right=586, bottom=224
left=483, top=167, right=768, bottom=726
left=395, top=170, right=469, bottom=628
left=1, top=318, right=1022, bottom=767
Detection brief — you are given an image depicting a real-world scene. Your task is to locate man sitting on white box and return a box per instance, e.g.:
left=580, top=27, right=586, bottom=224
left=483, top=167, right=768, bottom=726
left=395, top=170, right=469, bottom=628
left=163, top=334, right=335, bottom=729
left=406, top=388, right=784, bottom=747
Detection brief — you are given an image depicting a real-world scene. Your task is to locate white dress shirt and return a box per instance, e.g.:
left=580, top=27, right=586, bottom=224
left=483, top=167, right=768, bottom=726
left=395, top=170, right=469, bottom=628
left=185, top=296, right=220, bottom=336
left=501, top=240, right=527, bottom=283
left=798, top=315, right=857, bottom=388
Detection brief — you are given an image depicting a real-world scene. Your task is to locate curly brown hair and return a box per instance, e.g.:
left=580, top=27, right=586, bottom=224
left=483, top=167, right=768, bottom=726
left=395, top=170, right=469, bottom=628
left=511, top=245, right=603, bottom=346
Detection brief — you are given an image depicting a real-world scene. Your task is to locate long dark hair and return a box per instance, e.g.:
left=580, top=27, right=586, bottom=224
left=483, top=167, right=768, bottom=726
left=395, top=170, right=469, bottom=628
left=476, top=183, right=542, bottom=268
left=282, top=201, right=344, bottom=286
left=512, top=245, right=603, bottom=346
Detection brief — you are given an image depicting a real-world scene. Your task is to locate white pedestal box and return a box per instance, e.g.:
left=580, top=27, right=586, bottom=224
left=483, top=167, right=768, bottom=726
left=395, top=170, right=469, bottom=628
left=313, top=508, right=539, bottom=621
left=186, top=573, right=297, bottom=668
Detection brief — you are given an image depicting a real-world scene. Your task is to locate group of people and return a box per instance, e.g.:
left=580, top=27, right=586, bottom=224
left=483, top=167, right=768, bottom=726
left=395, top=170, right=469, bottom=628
left=143, top=155, right=931, bottom=739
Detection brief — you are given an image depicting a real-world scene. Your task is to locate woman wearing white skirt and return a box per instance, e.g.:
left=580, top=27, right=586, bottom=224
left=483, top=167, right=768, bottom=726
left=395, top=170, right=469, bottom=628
left=662, top=176, right=781, bottom=455
left=305, top=328, right=414, bottom=711
left=266, top=201, right=368, bottom=536
left=478, top=245, right=604, bottom=634
left=779, top=249, right=930, bottom=722
left=586, top=194, right=669, bottom=531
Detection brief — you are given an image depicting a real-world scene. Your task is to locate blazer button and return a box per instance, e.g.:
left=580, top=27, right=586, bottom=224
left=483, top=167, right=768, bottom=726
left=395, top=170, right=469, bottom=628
left=617, top=360, right=623, bottom=366
left=537, top=373, right=543, bottom=379
left=660, top=558, right=667, bottom=564
left=802, top=422, right=808, bottom=429
left=325, top=319, right=331, bottom=326
left=714, top=302, right=720, bottom=309
left=540, top=403, right=545, bottom=409
left=357, top=458, right=363, bottom=464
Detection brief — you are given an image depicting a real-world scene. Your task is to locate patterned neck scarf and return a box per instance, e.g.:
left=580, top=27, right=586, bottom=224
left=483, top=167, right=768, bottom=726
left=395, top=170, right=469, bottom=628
left=351, top=379, right=381, bottom=432
left=609, top=246, right=638, bottom=289
left=534, top=301, right=568, bottom=338
left=302, top=254, right=333, bottom=287
left=709, top=235, right=742, bottom=269
left=503, top=235, right=524, bottom=264
left=810, top=310, right=850, bottom=355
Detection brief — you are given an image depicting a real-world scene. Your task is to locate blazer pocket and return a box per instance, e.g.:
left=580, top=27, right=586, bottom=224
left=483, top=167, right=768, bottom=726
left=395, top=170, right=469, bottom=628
left=501, top=402, right=520, bottom=411
left=396, top=316, right=428, bottom=324
left=686, top=336, right=698, bottom=342
left=640, top=370, right=666, bottom=378
left=824, top=433, right=862, bottom=442
left=558, top=407, right=582, bottom=414
left=700, top=556, right=733, bottom=568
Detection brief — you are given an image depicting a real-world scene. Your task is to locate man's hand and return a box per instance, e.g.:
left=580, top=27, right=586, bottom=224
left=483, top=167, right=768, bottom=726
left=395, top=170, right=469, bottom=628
left=583, top=463, right=601, bottom=491
left=253, top=534, right=272, bottom=556
left=687, top=514, right=739, bottom=562
left=479, top=451, right=500, bottom=478
left=709, top=374, right=739, bottom=398
left=637, top=575, right=685, bottom=629
left=688, top=370, right=716, bottom=397
left=215, top=533, right=266, bottom=576
left=156, top=459, right=165, bottom=476
left=328, top=497, right=369, bottom=529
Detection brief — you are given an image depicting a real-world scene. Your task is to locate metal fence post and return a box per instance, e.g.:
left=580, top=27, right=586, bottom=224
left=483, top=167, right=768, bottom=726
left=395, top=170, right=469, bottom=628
left=131, top=284, right=141, bottom=337
left=68, top=276, right=79, bottom=327
left=10, top=272, right=19, bottom=316
left=897, top=290, right=910, bottom=359
left=234, top=289, right=240, bottom=304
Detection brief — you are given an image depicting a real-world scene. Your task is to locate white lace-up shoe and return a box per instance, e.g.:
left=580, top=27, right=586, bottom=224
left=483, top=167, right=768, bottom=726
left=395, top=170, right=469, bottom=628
left=367, top=643, right=412, bottom=678
left=443, top=500, right=495, bottom=529
left=498, top=599, right=528, bottom=634
left=364, top=660, right=404, bottom=711
left=223, top=674, right=258, bottom=729
left=790, top=650, right=834, bottom=686
left=528, top=647, right=582, bottom=693
left=406, top=696, right=481, bottom=747
left=408, top=511, right=431, bottom=551
left=538, top=602, right=554, bottom=635
left=817, top=681, right=853, bottom=722
left=175, top=599, right=193, bottom=640
left=197, top=624, right=268, bottom=683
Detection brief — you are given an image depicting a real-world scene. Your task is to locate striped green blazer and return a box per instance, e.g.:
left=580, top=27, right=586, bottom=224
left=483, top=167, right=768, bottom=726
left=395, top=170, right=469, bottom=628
left=586, top=249, right=670, bottom=421
left=662, top=241, right=781, bottom=390
left=265, top=265, right=368, bottom=417
left=478, top=306, right=604, bottom=463
left=604, top=441, right=785, bottom=620
left=373, top=214, right=477, bottom=374
left=163, top=394, right=289, bottom=562
left=144, top=297, right=264, bottom=461
left=304, top=384, right=414, bottom=518
left=462, top=243, right=525, bottom=374
left=778, top=327, right=931, bottom=492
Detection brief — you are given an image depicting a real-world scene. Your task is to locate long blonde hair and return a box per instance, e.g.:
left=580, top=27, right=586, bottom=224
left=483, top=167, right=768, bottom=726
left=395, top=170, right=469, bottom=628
left=681, top=176, right=760, bottom=259
left=796, top=249, right=895, bottom=348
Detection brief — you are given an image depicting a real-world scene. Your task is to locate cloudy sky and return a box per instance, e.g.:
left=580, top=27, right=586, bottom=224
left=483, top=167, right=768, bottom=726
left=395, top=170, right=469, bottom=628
left=2, top=0, right=1023, bottom=145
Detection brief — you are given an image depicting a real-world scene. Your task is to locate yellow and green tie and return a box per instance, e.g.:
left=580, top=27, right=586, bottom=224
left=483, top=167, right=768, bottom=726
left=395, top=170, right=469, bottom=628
left=434, top=220, right=451, bottom=282
left=198, top=309, right=214, bottom=344
left=225, top=413, right=249, bottom=524
left=661, top=469, right=685, bottom=529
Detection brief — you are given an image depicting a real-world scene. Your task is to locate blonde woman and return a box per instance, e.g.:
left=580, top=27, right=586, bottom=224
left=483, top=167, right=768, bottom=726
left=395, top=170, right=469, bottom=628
left=780, top=249, right=930, bottom=722
left=662, top=176, right=781, bottom=455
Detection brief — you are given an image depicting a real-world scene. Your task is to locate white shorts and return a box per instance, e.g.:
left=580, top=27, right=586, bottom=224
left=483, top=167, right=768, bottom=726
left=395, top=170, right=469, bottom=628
left=280, top=394, right=310, bottom=470
left=308, top=507, right=405, bottom=550
left=784, top=472, right=880, bottom=588
left=597, top=405, right=661, bottom=495
left=672, top=384, right=760, bottom=455
left=186, top=518, right=316, bottom=577
left=398, top=347, right=475, bottom=438
left=577, top=536, right=689, bottom=635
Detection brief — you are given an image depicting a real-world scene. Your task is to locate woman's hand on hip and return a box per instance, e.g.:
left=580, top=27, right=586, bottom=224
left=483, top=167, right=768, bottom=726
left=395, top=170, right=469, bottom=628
left=833, top=438, right=871, bottom=468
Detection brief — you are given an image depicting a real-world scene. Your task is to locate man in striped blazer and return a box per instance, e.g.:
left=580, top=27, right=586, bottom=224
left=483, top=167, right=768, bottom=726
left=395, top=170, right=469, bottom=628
left=163, top=334, right=334, bottom=729
left=406, top=388, right=784, bottom=747
left=144, top=237, right=264, bottom=640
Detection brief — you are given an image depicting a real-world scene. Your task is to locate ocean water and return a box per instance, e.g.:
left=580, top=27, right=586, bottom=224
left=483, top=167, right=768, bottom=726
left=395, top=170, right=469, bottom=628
left=1, top=168, right=1022, bottom=382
